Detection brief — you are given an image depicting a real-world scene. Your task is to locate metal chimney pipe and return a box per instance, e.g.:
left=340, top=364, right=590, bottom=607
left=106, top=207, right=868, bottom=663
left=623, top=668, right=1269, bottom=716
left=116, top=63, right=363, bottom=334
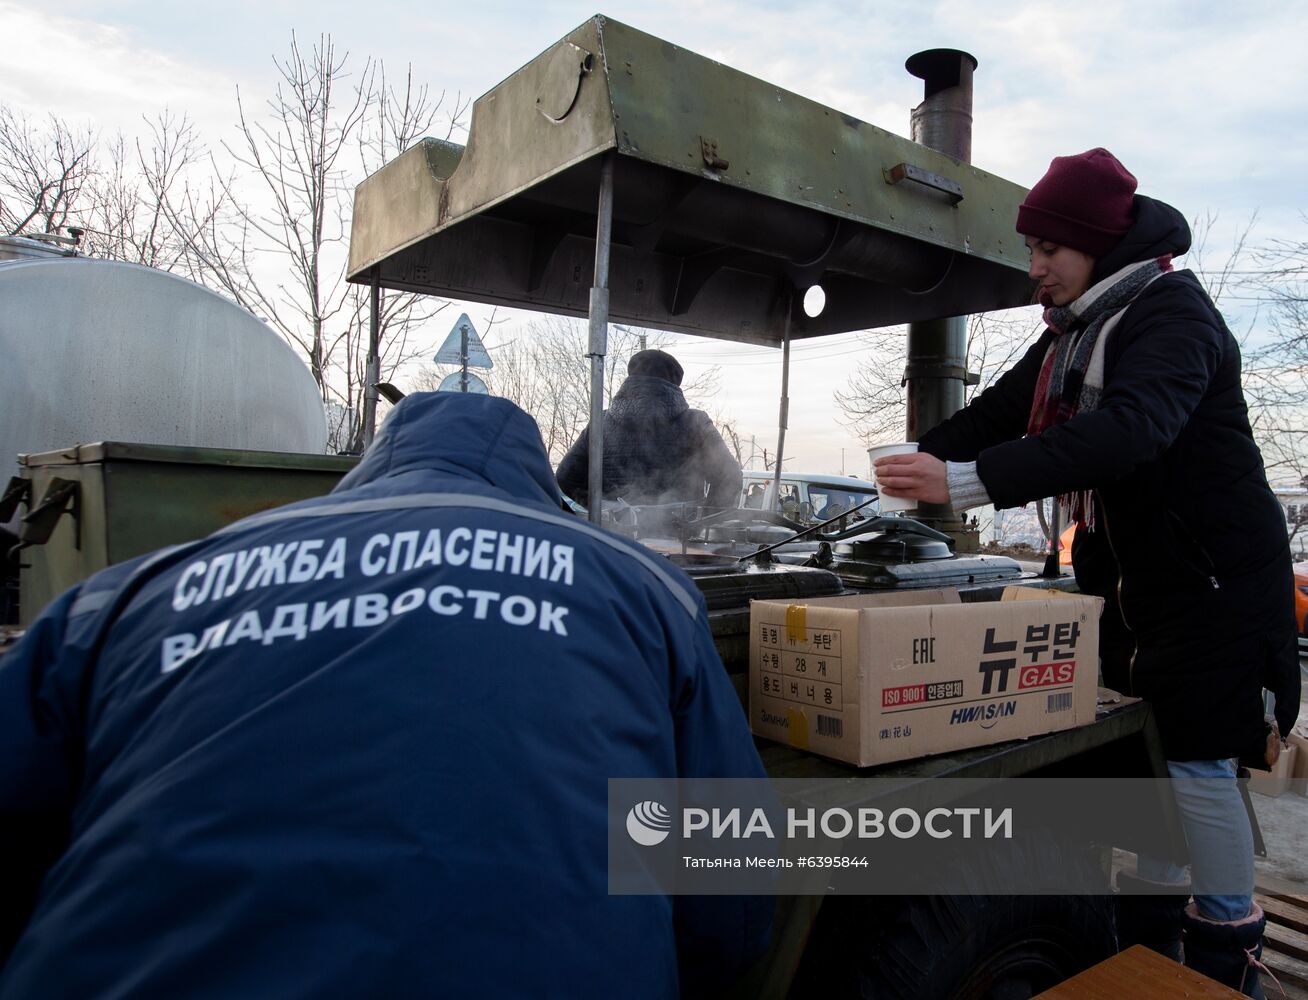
left=906, top=49, right=976, bottom=163
left=903, top=49, right=977, bottom=546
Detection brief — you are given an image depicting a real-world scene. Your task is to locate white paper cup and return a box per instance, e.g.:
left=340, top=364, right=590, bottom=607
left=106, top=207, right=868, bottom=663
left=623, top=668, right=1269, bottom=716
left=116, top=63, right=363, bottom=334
left=868, top=442, right=919, bottom=512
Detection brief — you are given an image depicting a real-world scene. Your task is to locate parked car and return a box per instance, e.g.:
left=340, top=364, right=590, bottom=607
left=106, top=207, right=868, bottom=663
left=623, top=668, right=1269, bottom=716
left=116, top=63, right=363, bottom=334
left=1295, top=562, right=1308, bottom=655
left=739, top=470, right=879, bottom=524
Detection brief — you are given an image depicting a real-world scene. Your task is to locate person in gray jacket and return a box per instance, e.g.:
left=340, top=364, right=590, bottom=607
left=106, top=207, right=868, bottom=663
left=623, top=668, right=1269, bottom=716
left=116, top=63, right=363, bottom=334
left=557, top=349, right=742, bottom=509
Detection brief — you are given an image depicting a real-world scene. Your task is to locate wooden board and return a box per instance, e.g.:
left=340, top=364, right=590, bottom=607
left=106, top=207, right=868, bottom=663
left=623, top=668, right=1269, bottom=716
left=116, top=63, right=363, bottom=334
left=1257, top=885, right=1308, bottom=1000
left=1034, top=945, right=1247, bottom=999
left=1266, top=921, right=1308, bottom=965
left=1260, top=894, right=1308, bottom=937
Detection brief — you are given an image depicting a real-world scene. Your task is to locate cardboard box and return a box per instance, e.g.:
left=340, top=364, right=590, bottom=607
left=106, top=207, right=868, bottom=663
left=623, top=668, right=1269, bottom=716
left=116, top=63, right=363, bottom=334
left=1291, top=730, right=1308, bottom=797
left=1248, top=743, right=1298, bottom=798
left=749, top=587, right=1102, bottom=767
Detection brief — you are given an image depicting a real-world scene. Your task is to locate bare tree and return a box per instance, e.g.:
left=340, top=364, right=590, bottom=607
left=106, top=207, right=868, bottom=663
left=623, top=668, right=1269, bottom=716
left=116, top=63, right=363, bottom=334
left=325, top=64, right=470, bottom=451
left=713, top=415, right=744, bottom=466
left=74, top=112, right=209, bottom=268
left=0, top=105, right=224, bottom=270
left=2, top=53, right=473, bottom=455
left=163, top=35, right=468, bottom=452
left=0, top=106, right=95, bottom=237
left=357, top=63, right=468, bottom=170
left=834, top=310, right=1039, bottom=445
left=1187, top=212, right=1308, bottom=493
left=1247, top=216, right=1308, bottom=383
left=1197, top=216, right=1308, bottom=551
left=190, top=33, right=373, bottom=391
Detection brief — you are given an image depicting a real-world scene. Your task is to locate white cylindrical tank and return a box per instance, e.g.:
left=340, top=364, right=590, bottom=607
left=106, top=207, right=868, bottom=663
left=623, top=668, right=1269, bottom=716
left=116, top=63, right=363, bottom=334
left=0, top=255, right=328, bottom=481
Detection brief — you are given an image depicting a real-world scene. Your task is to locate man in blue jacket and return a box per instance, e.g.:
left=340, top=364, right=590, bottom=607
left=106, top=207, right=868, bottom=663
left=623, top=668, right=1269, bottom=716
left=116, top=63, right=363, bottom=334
left=0, top=393, right=770, bottom=999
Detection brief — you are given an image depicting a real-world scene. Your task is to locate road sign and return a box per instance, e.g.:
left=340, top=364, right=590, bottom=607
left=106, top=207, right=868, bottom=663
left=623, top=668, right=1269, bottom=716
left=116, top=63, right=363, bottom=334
left=434, top=313, right=493, bottom=368
left=437, top=371, right=489, bottom=394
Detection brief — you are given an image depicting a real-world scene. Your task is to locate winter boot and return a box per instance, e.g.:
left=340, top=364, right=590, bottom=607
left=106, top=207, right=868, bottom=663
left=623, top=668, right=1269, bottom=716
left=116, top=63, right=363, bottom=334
left=1114, top=871, right=1189, bottom=961
left=1182, top=901, right=1275, bottom=998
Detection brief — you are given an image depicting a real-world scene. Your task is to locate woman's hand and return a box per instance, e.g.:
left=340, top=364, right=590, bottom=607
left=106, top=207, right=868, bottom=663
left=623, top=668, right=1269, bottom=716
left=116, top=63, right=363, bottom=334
left=873, top=452, right=950, bottom=504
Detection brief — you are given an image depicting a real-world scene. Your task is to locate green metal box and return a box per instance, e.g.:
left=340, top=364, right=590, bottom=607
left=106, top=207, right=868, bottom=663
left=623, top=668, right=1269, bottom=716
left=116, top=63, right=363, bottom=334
left=14, top=442, right=356, bottom=625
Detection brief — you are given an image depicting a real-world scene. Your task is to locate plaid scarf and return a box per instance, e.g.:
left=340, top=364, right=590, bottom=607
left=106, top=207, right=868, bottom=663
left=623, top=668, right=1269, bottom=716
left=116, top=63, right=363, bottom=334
left=1026, top=255, right=1173, bottom=528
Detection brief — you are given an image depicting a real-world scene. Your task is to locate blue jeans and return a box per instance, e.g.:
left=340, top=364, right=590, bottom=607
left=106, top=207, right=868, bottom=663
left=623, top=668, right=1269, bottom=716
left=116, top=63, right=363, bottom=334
left=1138, top=758, right=1254, bottom=922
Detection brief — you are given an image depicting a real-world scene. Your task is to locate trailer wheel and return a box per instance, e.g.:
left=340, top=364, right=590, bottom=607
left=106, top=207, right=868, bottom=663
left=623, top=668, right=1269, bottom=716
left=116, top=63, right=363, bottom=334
left=791, top=837, right=1115, bottom=999
left=793, top=892, right=1114, bottom=1000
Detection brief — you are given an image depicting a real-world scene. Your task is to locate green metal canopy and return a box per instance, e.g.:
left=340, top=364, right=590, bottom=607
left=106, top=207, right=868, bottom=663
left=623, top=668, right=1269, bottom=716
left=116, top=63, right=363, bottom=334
left=347, top=15, right=1034, bottom=346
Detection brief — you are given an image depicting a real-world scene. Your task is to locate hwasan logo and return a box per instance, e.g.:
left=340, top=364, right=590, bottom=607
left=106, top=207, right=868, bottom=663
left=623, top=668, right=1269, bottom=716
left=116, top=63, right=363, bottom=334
left=626, top=800, right=673, bottom=846
left=949, top=700, right=1018, bottom=730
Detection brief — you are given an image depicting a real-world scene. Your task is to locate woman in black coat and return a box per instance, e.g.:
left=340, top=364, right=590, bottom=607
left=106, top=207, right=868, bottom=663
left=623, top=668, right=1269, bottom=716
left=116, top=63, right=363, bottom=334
left=875, top=148, right=1298, bottom=997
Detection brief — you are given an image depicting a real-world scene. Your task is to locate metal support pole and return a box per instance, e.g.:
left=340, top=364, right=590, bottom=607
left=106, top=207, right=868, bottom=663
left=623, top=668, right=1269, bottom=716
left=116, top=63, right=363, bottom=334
left=769, top=305, right=792, bottom=504
left=362, top=269, right=381, bottom=448
left=903, top=49, right=977, bottom=546
left=586, top=154, right=616, bottom=524
left=1042, top=501, right=1063, bottom=578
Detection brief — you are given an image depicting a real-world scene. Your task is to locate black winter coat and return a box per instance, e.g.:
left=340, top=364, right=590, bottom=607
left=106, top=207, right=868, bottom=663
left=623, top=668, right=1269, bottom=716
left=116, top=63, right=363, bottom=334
left=556, top=376, right=743, bottom=508
left=920, top=197, right=1299, bottom=762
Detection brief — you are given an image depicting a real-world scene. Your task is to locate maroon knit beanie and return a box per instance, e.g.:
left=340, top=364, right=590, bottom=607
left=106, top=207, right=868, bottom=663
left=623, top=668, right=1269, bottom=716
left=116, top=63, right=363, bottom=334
left=1016, top=148, right=1138, bottom=257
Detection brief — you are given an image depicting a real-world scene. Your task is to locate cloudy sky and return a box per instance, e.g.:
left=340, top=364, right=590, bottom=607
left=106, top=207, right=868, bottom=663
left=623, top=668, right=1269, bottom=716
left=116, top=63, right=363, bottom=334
left=3, top=0, right=1305, bottom=474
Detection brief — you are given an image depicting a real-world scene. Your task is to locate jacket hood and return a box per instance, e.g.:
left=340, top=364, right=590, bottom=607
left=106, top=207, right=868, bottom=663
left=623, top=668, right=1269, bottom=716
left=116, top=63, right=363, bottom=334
left=333, top=392, right=560, bottom=506
left=611, top=376, right=689, bottom=421
left=1093, top=194, right=1192, bottom=282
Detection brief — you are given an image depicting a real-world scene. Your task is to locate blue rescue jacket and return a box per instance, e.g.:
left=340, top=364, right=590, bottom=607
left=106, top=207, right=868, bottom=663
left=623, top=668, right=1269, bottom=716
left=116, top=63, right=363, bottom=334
left=0, top=392, right=769, bottom=999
